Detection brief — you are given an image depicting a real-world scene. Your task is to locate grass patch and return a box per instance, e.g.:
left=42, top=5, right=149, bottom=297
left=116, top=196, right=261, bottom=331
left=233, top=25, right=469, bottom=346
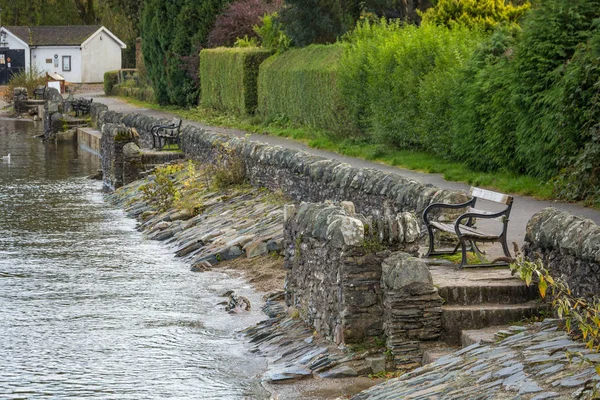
left=433, top=252, right=486, bottom=265
left=116, top=96, right=556, bottom=202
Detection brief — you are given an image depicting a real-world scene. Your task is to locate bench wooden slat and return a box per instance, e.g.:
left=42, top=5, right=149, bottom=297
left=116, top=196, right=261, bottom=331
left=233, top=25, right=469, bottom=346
left=430, top=221, right=499, bottom=240
left=469, top=187, right=513, bottom=205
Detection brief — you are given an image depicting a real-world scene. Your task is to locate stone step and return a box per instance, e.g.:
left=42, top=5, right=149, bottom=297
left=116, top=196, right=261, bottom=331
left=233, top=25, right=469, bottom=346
left=460, top=324, right=530, bottom=348
left=460, top=326, right=503, bottom=347
left=421, top=342, right=459, bottom=365
left=441, top=301, right=545, bottom=344
left=437, top=282, right=538, bottom=306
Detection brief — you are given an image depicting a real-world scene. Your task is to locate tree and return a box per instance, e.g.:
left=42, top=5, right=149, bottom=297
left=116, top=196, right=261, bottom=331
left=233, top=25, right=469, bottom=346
left=207, top=0, right=283, bottom=48
left=278, top=0, right=348, bottom=46
left=73, top=0, right=97, bottom=24
left=141, top=0, right=231, bottom=106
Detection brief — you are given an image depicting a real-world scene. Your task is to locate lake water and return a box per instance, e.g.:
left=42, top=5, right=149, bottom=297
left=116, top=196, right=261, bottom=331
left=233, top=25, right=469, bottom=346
left=0, top=119, right=268, bottom=399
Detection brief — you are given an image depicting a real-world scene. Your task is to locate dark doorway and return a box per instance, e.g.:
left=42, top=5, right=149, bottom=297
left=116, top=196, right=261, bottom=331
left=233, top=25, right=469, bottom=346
left=0, top=49, right=26, bottom=85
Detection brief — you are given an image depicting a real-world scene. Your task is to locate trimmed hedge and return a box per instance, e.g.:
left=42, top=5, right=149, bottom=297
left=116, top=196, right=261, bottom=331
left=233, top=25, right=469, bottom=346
left=257, top=44, right=349, bottom=132
left=113, top=85, right=156, bottom=103
left=104, top=70, right=119, bottom=95
left=200, top=47, right=273, bottom=114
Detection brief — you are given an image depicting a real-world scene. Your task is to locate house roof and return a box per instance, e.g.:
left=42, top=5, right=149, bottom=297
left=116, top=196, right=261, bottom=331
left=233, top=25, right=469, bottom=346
left=4, top=25, right=103, bottom=46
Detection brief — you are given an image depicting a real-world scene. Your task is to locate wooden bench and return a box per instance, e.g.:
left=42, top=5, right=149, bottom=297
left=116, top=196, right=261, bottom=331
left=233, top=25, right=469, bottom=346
left=33, top=86, right=46, bottom=100
left=423, top=187, right=513, bottom=268
left=151, top=118, right=182, bottom=150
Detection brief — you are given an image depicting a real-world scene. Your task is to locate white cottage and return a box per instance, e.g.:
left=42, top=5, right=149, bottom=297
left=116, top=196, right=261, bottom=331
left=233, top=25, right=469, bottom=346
left=0, top=25, right=126, bottom=84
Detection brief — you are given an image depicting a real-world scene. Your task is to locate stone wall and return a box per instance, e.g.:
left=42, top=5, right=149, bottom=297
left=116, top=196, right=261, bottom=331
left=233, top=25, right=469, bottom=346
left=90, top=103, right=467, bottom=219
left=524, top=207, right=600, bottom=298
left=283, top=201, right=442, bottom=366
left=283, top=201, right=423, bottom=345
left=381, top=253, right=442, bottom=368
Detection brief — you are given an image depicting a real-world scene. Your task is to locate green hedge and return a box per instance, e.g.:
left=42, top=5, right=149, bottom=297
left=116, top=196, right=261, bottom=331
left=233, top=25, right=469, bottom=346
left=338, top=21, right=483, bottom=152
left=200, top=47, right=273, bottom=114
left=113, top=84, right=156, bottom=103
left=104, top=70, right=119, bottom=95
left=257, top=44, right=349, bottom=132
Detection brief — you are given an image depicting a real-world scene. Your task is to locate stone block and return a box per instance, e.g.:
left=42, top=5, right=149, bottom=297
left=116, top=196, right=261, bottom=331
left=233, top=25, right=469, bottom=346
left=366, top=356, right=386, bottom=374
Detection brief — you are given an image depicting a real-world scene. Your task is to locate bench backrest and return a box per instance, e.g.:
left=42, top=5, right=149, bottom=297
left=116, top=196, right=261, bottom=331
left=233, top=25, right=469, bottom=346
left=469, top=187, right=513, bottom=206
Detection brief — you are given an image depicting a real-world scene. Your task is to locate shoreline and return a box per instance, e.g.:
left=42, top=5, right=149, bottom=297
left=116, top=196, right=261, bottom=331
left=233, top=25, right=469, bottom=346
left=107, top=164, right=384, bottom=399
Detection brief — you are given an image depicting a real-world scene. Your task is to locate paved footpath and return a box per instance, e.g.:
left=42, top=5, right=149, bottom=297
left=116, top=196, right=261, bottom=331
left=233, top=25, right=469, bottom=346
left=85, top=94, right=600, bottom=248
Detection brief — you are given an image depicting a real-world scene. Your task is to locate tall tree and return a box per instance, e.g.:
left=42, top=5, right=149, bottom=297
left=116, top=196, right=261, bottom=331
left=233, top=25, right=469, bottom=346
left=73, top=0, right=97, bottom=24
left=141, top=0, right=231, bottom=106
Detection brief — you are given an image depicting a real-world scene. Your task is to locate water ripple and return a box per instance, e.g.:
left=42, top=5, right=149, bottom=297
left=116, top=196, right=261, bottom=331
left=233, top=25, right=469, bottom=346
left=0, top=120, right=268, bottom=398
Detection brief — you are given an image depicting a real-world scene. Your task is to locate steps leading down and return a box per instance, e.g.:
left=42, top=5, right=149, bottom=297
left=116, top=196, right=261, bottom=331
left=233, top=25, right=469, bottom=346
left=427, top=259, right=544, bottom=344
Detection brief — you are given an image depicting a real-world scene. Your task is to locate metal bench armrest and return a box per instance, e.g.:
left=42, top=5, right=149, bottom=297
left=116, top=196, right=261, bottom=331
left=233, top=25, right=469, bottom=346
left=423, top=198, right=476, bottom=225
left=454, top=209, right=510, bottom=236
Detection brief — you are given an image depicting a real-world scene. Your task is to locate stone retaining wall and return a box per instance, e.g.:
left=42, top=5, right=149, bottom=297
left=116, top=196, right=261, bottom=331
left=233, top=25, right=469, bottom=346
left=524, top=207, right=600, bottom=298
left=283, top=201, right=420, bottom=345
left=90, top=103, right=467, bottom=218
left=283, top=201, right=442, bottom=366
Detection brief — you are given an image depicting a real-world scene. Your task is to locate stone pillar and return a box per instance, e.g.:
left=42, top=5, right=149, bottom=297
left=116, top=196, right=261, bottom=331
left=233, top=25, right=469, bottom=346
left=13, top=87, right=27, bottom=114
left=122, top=142, right=143, bottom=185
left=382, top=252, right=443, bottom=369
left=101, top=124, right=138, bottom=190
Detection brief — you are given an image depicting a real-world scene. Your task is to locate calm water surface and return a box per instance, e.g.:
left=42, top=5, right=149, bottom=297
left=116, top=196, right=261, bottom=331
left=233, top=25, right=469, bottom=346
left=0, top=120, right=268, bottom=399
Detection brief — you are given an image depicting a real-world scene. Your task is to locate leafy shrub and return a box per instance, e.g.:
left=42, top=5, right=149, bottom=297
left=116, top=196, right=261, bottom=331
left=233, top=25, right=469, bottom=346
left=511, top=245, right=600, bottom=363
left=277, top=0, right=349, bottom=46
left=254, top=13, right=291, bottom=52
left=420, top=0, right=530, bottom=31
left=200, top=47, right=273, bottom=114
left=207, top=0, right=283, bottom=48
left=453, top=0, right=600, bottom=179
left=234, top=36, right=259, bottom=47
left=338, top=20, right=483, bottom=151
left=5, top=67, right=46, bottom=102
left=508, top=0, right=600, bottom=178
left=103, top=70, right=119, bottom=96
left=140, top=164, right=185, bottom=212
left=113, top=84, right=156, bottom=103
left=207, top=140, right=247, bottom=188
left=450, top=27, right=520, bottom=172
left=257, top=44, right=351, bottom=132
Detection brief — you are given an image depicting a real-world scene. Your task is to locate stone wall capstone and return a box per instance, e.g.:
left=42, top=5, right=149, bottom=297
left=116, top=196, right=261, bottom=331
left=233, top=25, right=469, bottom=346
left=523, top=207, right=600, bottom=298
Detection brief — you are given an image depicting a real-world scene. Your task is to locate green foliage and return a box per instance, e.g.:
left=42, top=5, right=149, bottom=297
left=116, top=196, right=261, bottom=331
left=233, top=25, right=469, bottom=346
left=509, top=0, right=600, bottom=178
left=5, top=67, right=46, bottom=102
left=277, top=0, right=349, bottom=46
left=200, top=47, right=273, bottom=115
left=141, top=0, right=231, bottom=107
left=510, top=246, right=600, bottom=361
left=207, top=140, right=247, bottom=189
left=140, top=164, right=185, bottom=212
left=453, top=0, right=600, bottom=182
left=450, top=26, right=520, bottom=172
left=257, top=44, right=351, bottom=132
left=420, top=0, right=530, bottom=31
left=234, top=36, right=259, bottom=48
left=104, top=70, right=119, bottom=96
left=338, top=20, right=484, bottom=151
left=254, top=13, right=291, bottom=52
left=113, top=85, right=156, bottom=103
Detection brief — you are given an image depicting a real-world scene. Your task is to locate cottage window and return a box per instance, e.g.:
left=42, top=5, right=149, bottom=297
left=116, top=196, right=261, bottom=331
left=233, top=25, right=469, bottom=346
left=62, top=56, right=71, bottom=72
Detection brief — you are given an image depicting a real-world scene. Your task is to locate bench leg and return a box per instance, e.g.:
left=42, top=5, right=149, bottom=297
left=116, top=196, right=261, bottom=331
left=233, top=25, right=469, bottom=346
left=459, top=237, right=468, bottom=268
left=425, top=223, right=436, bottom=257
left=500, top=234, right=511, bottom=258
